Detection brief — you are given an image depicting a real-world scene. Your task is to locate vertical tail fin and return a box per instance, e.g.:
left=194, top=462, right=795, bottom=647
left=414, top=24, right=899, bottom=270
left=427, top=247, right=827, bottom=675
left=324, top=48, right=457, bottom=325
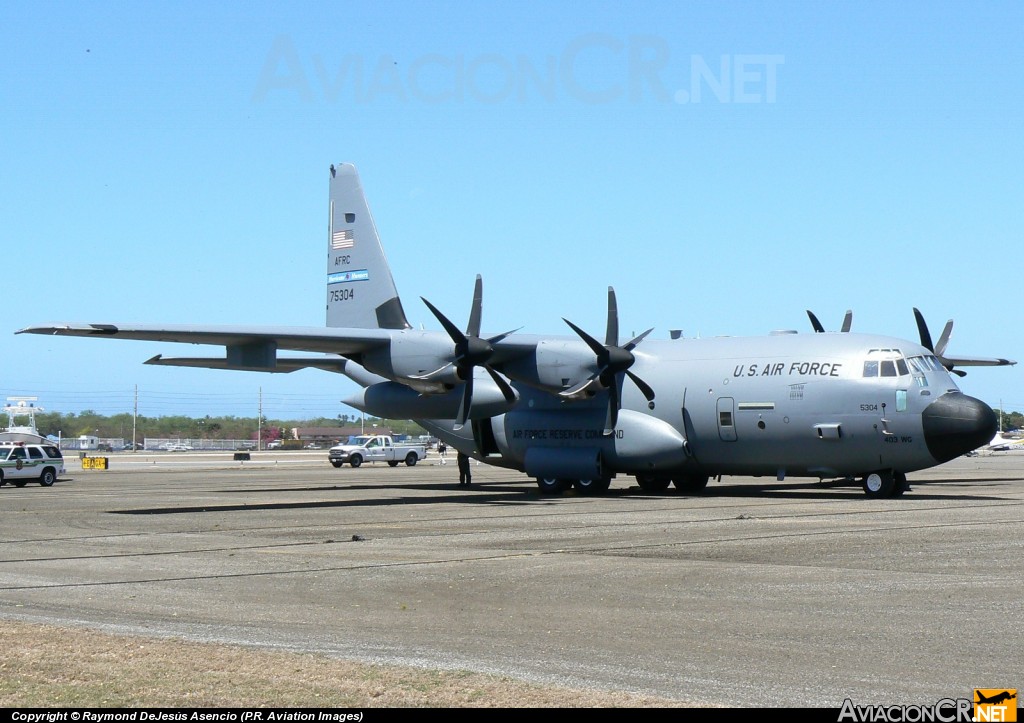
left=326, top=163, right=410, bottom=330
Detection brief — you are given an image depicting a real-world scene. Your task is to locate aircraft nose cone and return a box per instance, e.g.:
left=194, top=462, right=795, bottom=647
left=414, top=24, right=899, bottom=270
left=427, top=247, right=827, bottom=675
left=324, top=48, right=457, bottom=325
left=922, top=392, right=997, bottom=463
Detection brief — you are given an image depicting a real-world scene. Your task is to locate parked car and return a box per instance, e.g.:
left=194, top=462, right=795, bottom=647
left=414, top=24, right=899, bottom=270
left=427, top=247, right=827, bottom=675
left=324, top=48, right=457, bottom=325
left=0, top=442, right=65, bottom=487
left=305, top=442, right=323, bottom=449
left=266, top=440, right=283, bottom=449
left=164, top=444, right=193, bottom=452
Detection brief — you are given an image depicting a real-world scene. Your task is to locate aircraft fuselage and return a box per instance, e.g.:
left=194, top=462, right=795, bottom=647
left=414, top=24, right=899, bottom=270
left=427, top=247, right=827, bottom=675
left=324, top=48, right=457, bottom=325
left=410, top=330, right=995, bottom=491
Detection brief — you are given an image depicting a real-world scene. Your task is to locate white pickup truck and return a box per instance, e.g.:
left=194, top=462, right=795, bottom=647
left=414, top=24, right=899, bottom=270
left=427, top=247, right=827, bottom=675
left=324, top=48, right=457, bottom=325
left=328, top=435, right=427, bottom=468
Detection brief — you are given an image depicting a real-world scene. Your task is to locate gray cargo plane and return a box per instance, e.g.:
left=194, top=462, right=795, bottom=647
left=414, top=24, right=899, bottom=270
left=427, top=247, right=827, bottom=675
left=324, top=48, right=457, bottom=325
left=18, top=163, right=1017, bottom=497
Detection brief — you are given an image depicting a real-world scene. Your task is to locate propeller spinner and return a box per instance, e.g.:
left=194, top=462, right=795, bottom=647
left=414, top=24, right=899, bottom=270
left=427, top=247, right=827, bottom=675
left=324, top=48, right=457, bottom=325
left=560, top=287, right=656, bottom=435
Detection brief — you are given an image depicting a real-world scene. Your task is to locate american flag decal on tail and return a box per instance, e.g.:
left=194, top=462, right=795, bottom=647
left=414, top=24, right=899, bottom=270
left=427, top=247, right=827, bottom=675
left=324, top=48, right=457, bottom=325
left=332, top=229, right=355, bottom=249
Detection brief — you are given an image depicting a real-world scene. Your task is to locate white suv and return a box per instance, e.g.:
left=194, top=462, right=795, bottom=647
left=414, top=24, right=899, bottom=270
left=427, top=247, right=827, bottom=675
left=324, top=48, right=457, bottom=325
left=0, top=442, right=65, bottom=487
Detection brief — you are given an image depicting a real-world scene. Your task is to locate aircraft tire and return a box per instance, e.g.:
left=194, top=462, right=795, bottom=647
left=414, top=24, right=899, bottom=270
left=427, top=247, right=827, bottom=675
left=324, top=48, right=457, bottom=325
left=891, top=471, right=909, bottom=497
left=39, top=468, right=57, bottom=487
left=635, top=474, right=671, bottom=492
left=573, top=477, right=611, bottom=495
left=536, top=477, right=570, bottom=495
left=672, top=474, right=710, bottom=493
left=349, top=455, right=363, bottom=468
left=331, top=461, right=343, bottom=468
left=404, top=453, right=418, bottom=467
left=862, top=470, right=895, bottom=498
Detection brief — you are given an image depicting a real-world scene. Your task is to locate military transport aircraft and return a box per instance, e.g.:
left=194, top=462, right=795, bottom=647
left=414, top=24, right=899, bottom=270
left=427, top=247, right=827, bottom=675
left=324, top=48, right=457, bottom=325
left=17, top=163, right=1017, bottom=498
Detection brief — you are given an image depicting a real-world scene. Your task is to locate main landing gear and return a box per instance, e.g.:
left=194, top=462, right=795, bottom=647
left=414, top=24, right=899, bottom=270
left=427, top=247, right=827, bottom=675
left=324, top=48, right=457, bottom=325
left=861, top=469, right=910, bottom=498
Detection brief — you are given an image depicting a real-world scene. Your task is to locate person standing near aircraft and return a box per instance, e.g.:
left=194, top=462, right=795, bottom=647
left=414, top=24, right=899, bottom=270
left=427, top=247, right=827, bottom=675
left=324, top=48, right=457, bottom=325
left=437, top=440, right=447, bottom=464
left=457, top=451, right=472, bottom=486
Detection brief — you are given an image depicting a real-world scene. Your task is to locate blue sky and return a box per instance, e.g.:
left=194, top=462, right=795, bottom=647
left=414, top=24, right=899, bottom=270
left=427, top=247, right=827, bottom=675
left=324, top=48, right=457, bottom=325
left=2, top=1, right=1021, bottom=421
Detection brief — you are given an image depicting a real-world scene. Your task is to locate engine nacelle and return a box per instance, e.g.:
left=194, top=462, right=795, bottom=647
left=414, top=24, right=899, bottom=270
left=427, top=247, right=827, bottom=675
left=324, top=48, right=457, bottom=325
left=497, top=338, right=597, bottom=393
left=344, top=373, right=518, bottom=420
left=359, top=330, right=463, bottom=387
left=486, top=407, right=689, bottom=474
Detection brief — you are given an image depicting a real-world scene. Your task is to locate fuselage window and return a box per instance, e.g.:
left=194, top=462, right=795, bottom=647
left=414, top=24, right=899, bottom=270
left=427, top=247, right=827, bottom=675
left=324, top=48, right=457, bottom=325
left=896, top=359, right=909, bottom=376
left=863, top=360, right=879, bottom=377
left=880, top=360, right=897, bottom=377
left=719, top=411, right=734, bottom=427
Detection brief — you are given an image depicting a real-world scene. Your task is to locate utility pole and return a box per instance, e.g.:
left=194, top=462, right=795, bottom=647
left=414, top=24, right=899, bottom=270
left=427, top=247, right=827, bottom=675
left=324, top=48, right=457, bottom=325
left=132, top=385, right=138, bottom=452
left=258, top=386, right=263, bottom=451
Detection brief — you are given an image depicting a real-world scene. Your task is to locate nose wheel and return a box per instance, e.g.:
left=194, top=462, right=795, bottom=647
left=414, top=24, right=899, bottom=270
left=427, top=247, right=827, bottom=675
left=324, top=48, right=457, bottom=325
left=862, top=470, right=909, bottom=498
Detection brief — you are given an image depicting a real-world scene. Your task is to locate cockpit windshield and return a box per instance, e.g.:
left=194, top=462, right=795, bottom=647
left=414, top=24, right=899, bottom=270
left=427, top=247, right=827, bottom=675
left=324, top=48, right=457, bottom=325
left=861, top=349, right=909, bottom=378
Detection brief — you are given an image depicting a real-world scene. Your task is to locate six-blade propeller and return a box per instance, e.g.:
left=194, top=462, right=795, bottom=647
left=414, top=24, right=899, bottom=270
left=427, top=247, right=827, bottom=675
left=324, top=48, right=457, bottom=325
left=560, top=287, right=655, bottom=435
left=420, top=275, right=518, bottom=429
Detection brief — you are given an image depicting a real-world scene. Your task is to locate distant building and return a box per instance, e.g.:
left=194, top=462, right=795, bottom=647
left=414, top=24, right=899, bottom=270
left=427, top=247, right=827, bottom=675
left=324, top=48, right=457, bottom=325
left=289, top=426, right=393, bottom=445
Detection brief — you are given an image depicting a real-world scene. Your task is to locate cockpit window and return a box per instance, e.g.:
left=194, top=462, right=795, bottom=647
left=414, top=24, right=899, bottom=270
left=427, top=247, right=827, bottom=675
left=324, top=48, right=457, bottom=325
left=862, top=349, right=909, bottom=378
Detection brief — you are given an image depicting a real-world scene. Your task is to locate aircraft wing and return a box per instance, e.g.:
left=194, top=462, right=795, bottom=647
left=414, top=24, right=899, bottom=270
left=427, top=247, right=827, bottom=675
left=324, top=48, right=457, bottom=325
left=15, top=322, right=545, bottom=381
left=16, top=322, right=397, bottom=371
left=17, top=322, right=392, bottom=352
left=938, top=354, right=1016, bottom=367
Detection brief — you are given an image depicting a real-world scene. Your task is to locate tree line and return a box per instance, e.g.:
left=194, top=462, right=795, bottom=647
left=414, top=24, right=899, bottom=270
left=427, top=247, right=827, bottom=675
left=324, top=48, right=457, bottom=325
left=29, top=411, right=429, bottom=443
left=25, top=407, right=1024, bottom=444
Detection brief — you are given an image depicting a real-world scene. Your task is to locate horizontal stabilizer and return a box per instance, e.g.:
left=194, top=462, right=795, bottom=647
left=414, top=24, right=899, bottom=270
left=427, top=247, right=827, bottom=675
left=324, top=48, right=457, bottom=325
left=145, top=355, right=389, bottom=385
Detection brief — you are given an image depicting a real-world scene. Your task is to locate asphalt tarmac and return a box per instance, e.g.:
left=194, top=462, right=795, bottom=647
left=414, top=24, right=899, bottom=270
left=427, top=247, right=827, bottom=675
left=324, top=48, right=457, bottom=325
left=1, top=449, right=1022, bottom=707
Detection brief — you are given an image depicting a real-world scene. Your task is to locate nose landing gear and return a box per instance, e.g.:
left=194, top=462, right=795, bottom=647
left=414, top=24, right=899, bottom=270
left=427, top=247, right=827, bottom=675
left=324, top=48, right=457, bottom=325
left=862, top=469, right=910, bottom=498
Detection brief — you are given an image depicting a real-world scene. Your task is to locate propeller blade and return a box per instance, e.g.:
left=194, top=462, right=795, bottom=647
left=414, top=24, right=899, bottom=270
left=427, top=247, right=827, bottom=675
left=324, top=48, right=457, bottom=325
left=485, top=366, right=518, bottom=403
left=563, top=318, right=606, bottom=358
left=807, top=310, right=825, bottom=333
left=626, top=370, right=656, bottom=402
left=486, top=327, right=521, bottom=345
left=559, top=376, right=601, bottom=399
left=454, top=374, right=473, bottom=430
left=421, top=297, right=466, bottom=346
left=467, top=274, right=483, bottom=338
left=913, top=308, right=934, bottom=352
left=808, top=310, right=852, bottom=333
left=409, top=361, right=455, bottom=380
left=623, top=327, right=654, bottom=351
left=605, top=287, right=619, bottom=346
left=935, top=320, right=953, bottom=359
left=604, top=381, right=620, bottom=434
